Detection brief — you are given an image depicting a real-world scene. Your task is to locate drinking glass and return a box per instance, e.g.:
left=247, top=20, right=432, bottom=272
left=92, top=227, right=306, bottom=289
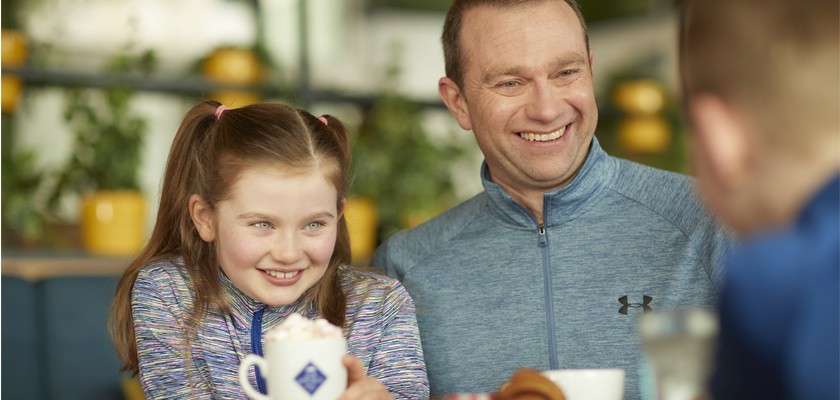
left=638, top=308, right=718, bottom=400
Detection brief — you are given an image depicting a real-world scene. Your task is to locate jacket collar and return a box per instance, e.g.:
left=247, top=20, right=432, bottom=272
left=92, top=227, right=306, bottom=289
left=220, top=271, right=315, bottom=330
left=481, top=136, right=616, bottom=228
left=798, top=174, right=840, bottom=227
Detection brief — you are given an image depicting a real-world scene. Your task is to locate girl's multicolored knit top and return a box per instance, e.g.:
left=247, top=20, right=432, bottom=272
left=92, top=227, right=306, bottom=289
left=132, top=258, right=429, bottom=399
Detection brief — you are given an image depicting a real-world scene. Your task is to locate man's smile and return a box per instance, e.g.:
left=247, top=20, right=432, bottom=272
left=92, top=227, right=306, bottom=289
left=517, top=124, right=570, bottom=142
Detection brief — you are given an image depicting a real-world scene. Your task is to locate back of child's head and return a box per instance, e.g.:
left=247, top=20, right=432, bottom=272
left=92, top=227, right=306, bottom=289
left=680, top=0, right=839, bottom=157
left=111, top=100, right=351, bottom=373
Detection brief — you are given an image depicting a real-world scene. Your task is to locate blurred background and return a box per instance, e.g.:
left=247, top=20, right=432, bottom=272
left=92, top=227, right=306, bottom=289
left=2, top=0, right=688, bottom=398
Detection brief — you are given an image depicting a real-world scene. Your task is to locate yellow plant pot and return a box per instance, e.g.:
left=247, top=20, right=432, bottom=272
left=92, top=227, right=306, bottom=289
left=203, top=47, right=263, bottom=107
left=618, top=115, right=672, bottom=155
left=81, top=191, right=146, bottom=256
left=209, top=90, right=261, bottom=108
left=344, top=197, right=378, bottom=265
left=2, top=76, right=22, bottom=113
left=203, top=48, right=263, bottom=84
left=2, top=29, right=27, bottom=113
left=613, top=80, right=666, bottom=115
left=401, top=208, right=440, bottom=229
left=121, top=375, right=144, bottom=400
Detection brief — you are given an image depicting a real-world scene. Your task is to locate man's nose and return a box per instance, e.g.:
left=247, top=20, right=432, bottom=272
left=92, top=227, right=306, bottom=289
left=525, top=81, right=563, bottom=123
left=270, top=232, right=303, bottom=264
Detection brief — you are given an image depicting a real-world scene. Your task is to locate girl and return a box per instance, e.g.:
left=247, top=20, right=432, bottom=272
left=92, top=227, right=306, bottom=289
left=110, top=101, right=429, bottom=399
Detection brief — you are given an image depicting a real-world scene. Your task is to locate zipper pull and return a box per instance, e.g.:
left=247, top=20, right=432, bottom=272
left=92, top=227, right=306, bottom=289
left=538, top=224, right=547, bottom=247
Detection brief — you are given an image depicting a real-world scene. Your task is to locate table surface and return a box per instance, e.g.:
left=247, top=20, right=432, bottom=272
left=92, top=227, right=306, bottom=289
left=1, top=254, right=131, bottom=281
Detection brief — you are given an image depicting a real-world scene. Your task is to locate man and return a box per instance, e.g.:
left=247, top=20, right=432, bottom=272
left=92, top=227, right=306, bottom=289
left=680, top=1, right=839, bottom=398
left=373, top=1, right=727, bottom=398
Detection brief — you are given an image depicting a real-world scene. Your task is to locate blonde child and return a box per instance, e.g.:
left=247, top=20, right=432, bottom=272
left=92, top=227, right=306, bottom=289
left=110, top=101, right=429, bottom=399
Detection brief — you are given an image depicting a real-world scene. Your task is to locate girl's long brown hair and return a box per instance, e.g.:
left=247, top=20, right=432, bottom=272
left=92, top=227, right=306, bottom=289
left=109, top=101, right=351, bottom=374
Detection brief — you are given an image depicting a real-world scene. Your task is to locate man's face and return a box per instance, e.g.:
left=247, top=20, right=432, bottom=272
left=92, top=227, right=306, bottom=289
left=450, top=1, right=598, bottom=194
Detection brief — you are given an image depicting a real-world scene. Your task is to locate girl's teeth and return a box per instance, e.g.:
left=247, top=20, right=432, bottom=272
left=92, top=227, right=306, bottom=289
left=520, top=126, right=566, bottom=142
left=265, top=270, right=299, bottom=279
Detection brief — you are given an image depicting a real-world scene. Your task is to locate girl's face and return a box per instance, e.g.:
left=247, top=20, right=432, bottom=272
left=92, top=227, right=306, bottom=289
left=199, top=164, right=339, bottom=307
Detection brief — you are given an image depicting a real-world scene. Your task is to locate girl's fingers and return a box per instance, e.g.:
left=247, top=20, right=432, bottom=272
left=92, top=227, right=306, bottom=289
left=343, top=355, right=366, bottom=384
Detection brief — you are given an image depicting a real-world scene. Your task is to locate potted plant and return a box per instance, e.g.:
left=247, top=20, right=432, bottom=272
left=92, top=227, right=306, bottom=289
left=348, top=48, right=466, bottom=263
left=48, top=50, right=155, bottom=256
left=2, top=147, right=47, bottom=248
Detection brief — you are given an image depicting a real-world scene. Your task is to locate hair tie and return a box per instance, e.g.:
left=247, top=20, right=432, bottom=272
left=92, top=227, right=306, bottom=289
left=214, top=105, right=228, bottom=120
left=317, top=116, right=328, bottom=126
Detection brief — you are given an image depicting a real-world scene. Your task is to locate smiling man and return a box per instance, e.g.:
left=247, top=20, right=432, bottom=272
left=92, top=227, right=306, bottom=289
left=373, top=1, right=727, bottom=398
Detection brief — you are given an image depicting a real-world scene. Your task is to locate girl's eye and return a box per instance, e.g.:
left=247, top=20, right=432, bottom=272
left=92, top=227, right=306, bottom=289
left=305, top=221, right=326, bottom=230
left=252, top=221, right=273, bottom=229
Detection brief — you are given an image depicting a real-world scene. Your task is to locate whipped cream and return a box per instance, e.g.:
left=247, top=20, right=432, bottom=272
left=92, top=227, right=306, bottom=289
left=266, top=313, right=343, bottom=341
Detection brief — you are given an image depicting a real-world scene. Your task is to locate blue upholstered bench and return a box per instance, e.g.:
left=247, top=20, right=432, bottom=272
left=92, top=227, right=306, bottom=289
left=2, top=275, right=124, bottom=399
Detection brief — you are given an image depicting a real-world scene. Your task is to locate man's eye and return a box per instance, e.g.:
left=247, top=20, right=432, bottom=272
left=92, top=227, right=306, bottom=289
left=497, top=80, right=521, bottom=88
left=560, top=68, right=580, bottom=76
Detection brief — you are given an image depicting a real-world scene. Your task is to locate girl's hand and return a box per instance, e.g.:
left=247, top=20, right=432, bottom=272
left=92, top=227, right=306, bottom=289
left=339, top=355, right=393, bottom=400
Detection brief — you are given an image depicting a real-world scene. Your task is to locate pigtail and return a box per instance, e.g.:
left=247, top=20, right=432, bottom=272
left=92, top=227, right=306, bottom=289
left=109, top=100, right=224, bottom=374
left=321, top=114, right=351, bottom=168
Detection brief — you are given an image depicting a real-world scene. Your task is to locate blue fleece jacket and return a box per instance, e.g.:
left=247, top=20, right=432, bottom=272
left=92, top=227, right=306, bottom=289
left=373, top=138, right=728, bottom=400
left=712, top=176, right=839, bottom=400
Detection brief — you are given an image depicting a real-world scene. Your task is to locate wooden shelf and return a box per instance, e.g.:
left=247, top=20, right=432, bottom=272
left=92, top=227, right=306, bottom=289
left=2, top=255, right=131, bottom=281
left=1, top=66, right=447, bottom=111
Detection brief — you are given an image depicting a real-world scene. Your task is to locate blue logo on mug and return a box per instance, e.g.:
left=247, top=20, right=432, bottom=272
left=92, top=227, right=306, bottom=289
left=295, top=362, right=327, bottom=395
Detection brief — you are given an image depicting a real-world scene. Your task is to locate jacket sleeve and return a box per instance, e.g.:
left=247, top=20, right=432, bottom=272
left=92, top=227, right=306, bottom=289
left=372, top=238, right=397, bottom=278
left=698, top=218, right=732, bottom=289
left=132, top=267, right=212, bottom=400
left=366, top=281, right=430, bottom=400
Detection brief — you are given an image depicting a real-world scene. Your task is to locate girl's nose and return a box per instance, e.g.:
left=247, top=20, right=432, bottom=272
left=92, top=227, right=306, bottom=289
left=270, top=233, right=303, bottom=265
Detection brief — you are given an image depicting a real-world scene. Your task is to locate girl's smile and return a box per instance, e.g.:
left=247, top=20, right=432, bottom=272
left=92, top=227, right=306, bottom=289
left=258, top=268, right=305, bottom=286
left=193, top=163, right=340, bottom=306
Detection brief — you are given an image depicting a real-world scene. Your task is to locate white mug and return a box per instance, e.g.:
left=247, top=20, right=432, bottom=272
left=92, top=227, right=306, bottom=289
left=238, top=337, right=347, bottom=400
left=542, top=369, right=625, bottom=400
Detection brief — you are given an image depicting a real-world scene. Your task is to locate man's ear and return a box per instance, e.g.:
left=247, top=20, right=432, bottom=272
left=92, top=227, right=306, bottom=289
left=689, top=94, right=749, bottom=190
left=189, top=194, right=216, bottom=242
left=438, top=77, right=473, bottom=131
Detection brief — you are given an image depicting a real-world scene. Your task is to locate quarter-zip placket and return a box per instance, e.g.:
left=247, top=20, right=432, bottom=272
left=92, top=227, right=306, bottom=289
left=539, top=196, right=559, bottom=370
left=250, top=305, right=268, bottom=394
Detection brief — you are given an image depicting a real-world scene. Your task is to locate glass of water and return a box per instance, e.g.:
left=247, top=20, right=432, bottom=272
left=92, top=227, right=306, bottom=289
left=638, top=308, right=718, bottom=400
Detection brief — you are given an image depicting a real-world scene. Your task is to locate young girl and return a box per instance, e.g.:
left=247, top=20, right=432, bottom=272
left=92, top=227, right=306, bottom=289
left=110, top=101, right=429, bottom=399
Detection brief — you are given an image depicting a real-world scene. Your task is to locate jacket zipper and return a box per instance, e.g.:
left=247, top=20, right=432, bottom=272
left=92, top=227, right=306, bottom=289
left=539, top=220, right=559, bottom=370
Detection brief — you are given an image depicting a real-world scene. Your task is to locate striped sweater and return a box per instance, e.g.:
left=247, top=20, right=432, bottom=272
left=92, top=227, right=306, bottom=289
left=132, top=258, right=429, bottom=399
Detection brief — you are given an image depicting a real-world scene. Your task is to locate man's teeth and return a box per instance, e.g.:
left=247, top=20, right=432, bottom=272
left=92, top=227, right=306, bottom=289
left=264, top=270, right=300, bottom=279
left=519, top=126, right=567, bottom=142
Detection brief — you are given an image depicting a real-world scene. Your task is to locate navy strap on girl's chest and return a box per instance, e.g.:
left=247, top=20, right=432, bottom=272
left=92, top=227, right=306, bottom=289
left=250, top=305, right=268, bottom=394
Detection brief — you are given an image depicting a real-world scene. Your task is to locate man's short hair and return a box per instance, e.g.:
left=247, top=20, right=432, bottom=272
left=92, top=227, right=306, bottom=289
left=680, top=0, right=839, bottom=150
left=442, top=0, right=589, bottom=88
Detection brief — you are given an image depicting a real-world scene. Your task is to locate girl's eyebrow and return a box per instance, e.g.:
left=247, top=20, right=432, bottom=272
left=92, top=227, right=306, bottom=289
left=236, top=212, right=276, bottom=220
left=306, top=211, right=336, bottom=220
left=236, top=211, right=336, bottom=220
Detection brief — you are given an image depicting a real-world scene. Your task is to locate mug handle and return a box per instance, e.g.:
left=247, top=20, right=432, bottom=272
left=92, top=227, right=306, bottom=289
left=239, top=354, right=270, bottom=400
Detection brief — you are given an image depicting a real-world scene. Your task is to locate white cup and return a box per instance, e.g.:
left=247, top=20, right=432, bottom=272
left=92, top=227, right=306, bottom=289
left=542, top=369, right=625, bottom=400
left=238, top=337, right=347, bottom=400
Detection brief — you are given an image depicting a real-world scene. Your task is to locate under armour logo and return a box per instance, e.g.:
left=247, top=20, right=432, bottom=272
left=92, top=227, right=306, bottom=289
left=618, top=295, right=652, bottom=315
